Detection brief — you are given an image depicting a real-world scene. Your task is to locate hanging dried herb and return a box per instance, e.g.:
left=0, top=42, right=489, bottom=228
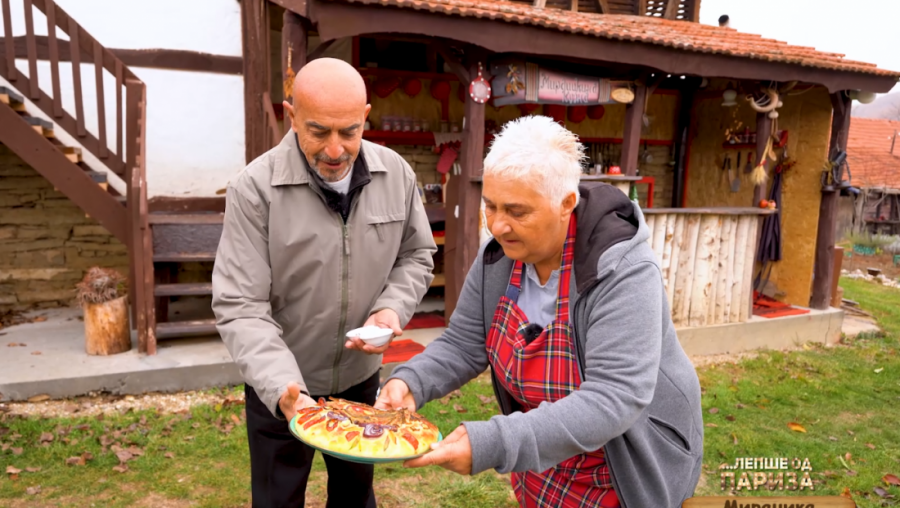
left=76, top=267, right=127, bottom=305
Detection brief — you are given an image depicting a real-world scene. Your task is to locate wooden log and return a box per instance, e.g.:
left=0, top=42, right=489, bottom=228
left=689, top=215, right=719, bottom=327
left=660, top=213, right=677, bottom=295
left=83, top=295, right=132, bottom=355
left=738, top=216, right=758, bottom=322
left=673, top=214, right=700, bottom=326
left=830, top=246, right=844, bottom=308
left=721, top=217, right=738, bottom=323
left=665, top=215, right=686, bottom=312
left=645, top=214, right=656, bottom=247
left=730, top=216, right=750, bottom=323
left=705, top=216, right=724, bottom=324
left=651, top=213, right=667, bottom=264
left=621, top=83, right=647, bottom=176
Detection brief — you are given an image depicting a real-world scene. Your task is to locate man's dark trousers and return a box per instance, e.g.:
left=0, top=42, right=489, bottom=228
left=245, top=371, right=380, bottom=508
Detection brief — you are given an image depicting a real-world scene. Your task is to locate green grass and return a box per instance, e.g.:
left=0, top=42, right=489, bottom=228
left=694, top=278, right=900, bottom=506
left=3, top=278, right=900, bottom=506
left=0, top=374, right=513, bottom=508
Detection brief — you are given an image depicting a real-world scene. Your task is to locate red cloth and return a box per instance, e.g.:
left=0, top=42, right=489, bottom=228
left=381, top=339, right=425, bottom=364
left=485, top=216, right=619, bottom=508
left=437, top=145, right=459, bottom=174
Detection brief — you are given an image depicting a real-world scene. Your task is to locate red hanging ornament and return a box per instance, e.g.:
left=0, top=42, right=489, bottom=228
left=587, top=104, right=606, bottom=120
left=430, top=80, right=451, bottom=101
left=567, top=106, right=588, bottom=124
left=373, top=77, right=402, bottom=99
left=517, top=103, right=540, bottom=115
left=402, top=78, right=422, bottom=98
left=543, top=104, right=566, bottom=125
left=468, top=62, right=491, bottom=104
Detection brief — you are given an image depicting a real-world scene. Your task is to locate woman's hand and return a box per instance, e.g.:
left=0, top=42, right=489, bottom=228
left=345, top=309, right=403, bottom=355
left=403, top=424, right=473, bottom=475
left=374, top=379, right=416, bottom=412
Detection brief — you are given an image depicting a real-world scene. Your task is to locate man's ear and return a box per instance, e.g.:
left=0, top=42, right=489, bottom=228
left=561, top=191, right=578, bottom=219
left=282, top=100, right=297, bottom=132
left=364, top=104, right=372, bottom=121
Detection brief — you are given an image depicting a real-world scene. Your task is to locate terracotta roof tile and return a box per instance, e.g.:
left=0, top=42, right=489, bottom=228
left=331, top=0, right=900, bottom=78
left=848, top=118, right=900, bottom=189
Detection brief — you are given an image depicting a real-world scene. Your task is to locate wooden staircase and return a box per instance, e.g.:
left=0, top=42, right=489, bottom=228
left=1, top=0, right=155, bottom=352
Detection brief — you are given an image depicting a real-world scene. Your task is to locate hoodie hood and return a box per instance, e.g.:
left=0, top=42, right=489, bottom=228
left=485, top=182, right=641, bottom=294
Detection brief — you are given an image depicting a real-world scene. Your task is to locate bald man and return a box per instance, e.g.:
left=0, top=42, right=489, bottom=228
left=212, top=58, right=436, bottom=507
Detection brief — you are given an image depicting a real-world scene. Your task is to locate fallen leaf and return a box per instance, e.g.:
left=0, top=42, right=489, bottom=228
left=164, top=452, right=175, bottom=459
left=25, top=467, right=41, bottom=473
left=453, top=404, right=467, bottom=414
left=6, top=465, right=22, bottom=475
left=215, top=188, right=227, bottom=195
left=841, top=487, right=852, bottom=499
left=477, top=395, right=493, bottom=404
left=112, top=464, right=128, bottom=473
left=787, top=422, right=807, bottom=433
left=439, top=397, right=450, bottom=405
left=27, top=394, right=50, bottom=403
left=829, top=436, right=839, bottom=441
left=6, top=343, right=16, bottom=347
left=82, top=452, right=94, bottom=461
left=438, top=410, right=448, bottom=415
left=30, top=351, right=41, bottom=356
left=725, top=415, right=736, bottom=422
left=846, top=470, right=858, bottom=477
left=866, top=443, right=876, bottom=450
left=191, top=422, right=200, bottom=429
left=708, top=407, right=719, bottom=414
left=884, top=474, right=900, bottom=486
left=184, top=436, right=195, bottom=441
left=230, top=414, right=242, bottom=426
left=11, top=447, right=22, bottom=455
left=449, top=389, right=462, bottom=399
left=1, top=443, right=8, bottom=452
left=17, top=343, right=25, bottom=347
left=115, top=450, right=133, bottom=463
left=874, top=368, right=884, bottom=374
left=65, top=456, right=85, bottom=466
left=26, top=486, right=41, bottom=495
left=39, top=432, right=54, bottom=444
left=874, top=486, right=892, bottom=499
left=731, top=433, right=738, bottom=445
left=735, top=404, right=745, bottom=409
left=845, top=452, right=852, bottom=461
left=847, top=430, right=855, bottom=436
left=705, top=423, right=718, bottom=428
left=33, top=316, right=47, bottom=323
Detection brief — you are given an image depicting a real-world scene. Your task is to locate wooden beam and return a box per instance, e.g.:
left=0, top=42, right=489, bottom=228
left=597, top=0, right=610, bottom=13
left=449, top=60, right=486, bottom=319
left=663, top=0, right=680, bottom=19
left=571, top=0, right=578, bottom=12
left=307, top=38, right=335, bottom=62
left=434, top=43, right=470, bottom=83
left=753, top=112, right=772, bottom=205
left=0, top=36, right=243, bottom=75
left=810, top=92, right=852, bottom=310
left=621, top=83, right=647, bottom=176
left=242, top=0, right=270, bottom=164
left=671, top=85, right=695, bottom=207
left=533, top=0, right=547, bottom=7
left=282, top=9, right=307, bottom=106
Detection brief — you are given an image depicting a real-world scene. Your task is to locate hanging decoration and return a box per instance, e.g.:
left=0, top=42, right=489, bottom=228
left=505, top=64, right=525, bottom=94
left=468, top=62, right=492, bottom=104
left=587, top=104, right=606, bottom=120
left=567, top=105, right=588, bottom=124
left=429, top=80, right=451, bottom=101
left=402, top=78, right=422, bottom=98
left=373, top=77, right=402, bottom=98
left=746, top=88, right=783, bottom=119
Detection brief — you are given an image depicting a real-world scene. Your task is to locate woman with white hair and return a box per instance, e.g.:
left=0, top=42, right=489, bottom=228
left=376, top=116, right=703, bottom=508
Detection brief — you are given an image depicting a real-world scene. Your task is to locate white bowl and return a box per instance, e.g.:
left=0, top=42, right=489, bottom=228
left=346, top=326, right=393, bottom=348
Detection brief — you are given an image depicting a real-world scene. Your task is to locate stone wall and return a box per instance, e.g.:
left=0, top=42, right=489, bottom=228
left=0, top=145, right=129, bottom=312
left=389, top=144, right=441, bottom=185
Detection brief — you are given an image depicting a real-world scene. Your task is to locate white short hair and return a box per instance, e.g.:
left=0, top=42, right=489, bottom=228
left=483, top=115, right=584, bottom=208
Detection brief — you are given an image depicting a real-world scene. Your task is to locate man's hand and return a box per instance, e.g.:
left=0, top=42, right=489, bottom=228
left=278, top=382, right=316, bottom=422
left=345, top=308, right=403, bottom=355
left=403, top=424, right=473, bottom=475
left=374, top=379, right=416, bottom=412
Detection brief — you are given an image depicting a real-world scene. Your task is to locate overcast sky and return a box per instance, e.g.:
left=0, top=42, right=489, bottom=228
left=699, top=0, right=900, bottom=94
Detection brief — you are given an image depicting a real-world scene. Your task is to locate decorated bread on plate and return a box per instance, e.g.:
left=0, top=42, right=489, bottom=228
left=292, top=397, right=440, bottom=458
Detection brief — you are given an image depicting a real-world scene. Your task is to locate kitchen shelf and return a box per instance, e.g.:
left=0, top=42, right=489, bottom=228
left=434, top=235, right=445, bottom=246
left=430, top=273, right=446, bottom=288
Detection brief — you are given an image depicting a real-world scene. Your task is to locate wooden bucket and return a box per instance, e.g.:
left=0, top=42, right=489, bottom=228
left=83, top=295, right=132, bottom=355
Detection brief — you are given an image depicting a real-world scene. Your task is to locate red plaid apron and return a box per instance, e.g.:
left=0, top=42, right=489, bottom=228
left=486, top=215, right=620, bottom=508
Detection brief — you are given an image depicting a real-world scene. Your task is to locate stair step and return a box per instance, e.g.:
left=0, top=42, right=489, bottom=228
left=0, top=86, right=25, bottom=112
left=153, top=252, right=217, bottom=263
left=155, top=282, right=212, bottom=297
left=60, top=146, right=83, bottom=163
left=148, top=213, right=225, bottom=225
left=21, top=116, right=54, bottom=137
left=156, top=319, right=218, bottom=340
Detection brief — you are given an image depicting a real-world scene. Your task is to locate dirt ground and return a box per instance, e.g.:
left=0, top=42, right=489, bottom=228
left=841, top=251, right=900, bottom=280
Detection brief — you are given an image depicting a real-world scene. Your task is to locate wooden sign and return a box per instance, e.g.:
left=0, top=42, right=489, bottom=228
left=490, top=59, right=633, bottom=106
left=682, top=496, right=856, bottom=508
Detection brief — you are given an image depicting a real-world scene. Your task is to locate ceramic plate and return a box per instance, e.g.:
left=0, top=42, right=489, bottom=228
left=288, top=414, right=443, bottom=464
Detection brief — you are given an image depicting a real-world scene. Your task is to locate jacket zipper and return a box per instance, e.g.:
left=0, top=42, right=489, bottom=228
left=573, top=286, right=626, bottom=507
left=331, top=219, right=350, bottom=394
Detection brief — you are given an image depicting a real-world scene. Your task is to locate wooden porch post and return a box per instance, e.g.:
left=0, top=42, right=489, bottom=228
left=753, top=112, right=772, bottom=205
left=447, top=61, right=486, bottom=320
left=281, top=9, right=307, bottom=114
left=241, top=0, right=269, bottom=164
left=621, top=83, right=647, bottom=176
left=810, top=92, right=851, bottom=309
left=671, top=85, right=696, bottom=207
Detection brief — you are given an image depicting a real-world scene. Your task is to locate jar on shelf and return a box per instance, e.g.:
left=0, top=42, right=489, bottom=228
left=421, top=120, right=430, bottom=132
left=381, top=117, right=392, bottom=131
left=392, top=117, right=402, bottom=132
left=412, top=119, right=422, bottom=132
left=402, top=118, right=413, bottom=132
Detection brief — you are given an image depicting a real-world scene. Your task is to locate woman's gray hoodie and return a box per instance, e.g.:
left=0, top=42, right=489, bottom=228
left=388, top=182, right=703, bottom=508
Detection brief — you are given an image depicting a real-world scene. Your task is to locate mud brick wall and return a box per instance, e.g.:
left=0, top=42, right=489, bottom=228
left=0, top=145, right=128, bottom=312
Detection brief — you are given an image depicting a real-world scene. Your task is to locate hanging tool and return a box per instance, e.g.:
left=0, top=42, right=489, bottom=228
left=728, top=154, right=740, bottom=192
left=744, top=151, right=754, bottom=174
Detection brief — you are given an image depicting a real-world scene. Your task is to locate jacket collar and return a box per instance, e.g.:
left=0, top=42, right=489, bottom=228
left=271, top=131, right=385, bottom=187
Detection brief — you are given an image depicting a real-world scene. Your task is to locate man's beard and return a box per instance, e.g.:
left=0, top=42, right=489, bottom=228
left=312, top=153, right=353, bottom=182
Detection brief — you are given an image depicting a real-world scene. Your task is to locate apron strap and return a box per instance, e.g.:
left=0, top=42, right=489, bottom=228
left=556, top=214, right=577, bottom=323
